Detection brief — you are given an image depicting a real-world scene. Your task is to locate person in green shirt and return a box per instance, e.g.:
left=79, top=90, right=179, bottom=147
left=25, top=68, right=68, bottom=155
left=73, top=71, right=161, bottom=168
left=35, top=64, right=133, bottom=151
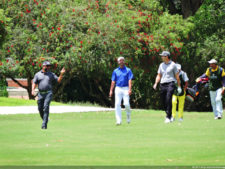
left=196, top=59, right=225, bottom=119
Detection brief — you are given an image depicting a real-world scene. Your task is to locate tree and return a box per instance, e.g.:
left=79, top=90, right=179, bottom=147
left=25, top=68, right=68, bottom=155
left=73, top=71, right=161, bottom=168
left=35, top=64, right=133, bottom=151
left=0, top=0, right=86, bottom=99
left=0, top=0, right=193, bottom=109
left=0, top=9, right=10, bottom=48
left=160, top=0, right=204, bottom=18
left=55, top=0, right=194, bottom=108
left=177, top=0, right=225, bottom=111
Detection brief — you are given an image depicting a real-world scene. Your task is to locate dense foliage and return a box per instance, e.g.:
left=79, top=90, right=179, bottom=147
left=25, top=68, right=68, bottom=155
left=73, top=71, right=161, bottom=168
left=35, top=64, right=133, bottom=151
left=0, top=0, right=224, bottom=110
left=181, top=0, right=225, bottom=111
left=0, top=74, right=8, bottom=97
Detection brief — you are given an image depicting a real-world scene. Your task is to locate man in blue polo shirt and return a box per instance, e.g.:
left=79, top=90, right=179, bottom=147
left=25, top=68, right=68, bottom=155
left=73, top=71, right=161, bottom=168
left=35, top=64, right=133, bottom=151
left=109, top=57, right=134, bottom=125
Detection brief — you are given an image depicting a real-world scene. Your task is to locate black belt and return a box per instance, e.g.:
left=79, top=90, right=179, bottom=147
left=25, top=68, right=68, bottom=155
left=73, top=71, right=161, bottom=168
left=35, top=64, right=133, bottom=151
left=161, top=81, right=174, bottom=85
left=39, top=90, right=50, bottom=94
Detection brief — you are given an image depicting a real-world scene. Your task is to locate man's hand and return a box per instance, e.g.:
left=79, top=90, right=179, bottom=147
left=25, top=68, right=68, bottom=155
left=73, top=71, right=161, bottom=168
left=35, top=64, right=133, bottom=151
left=58, top=67, right=66, bottom=83
left=222, top=88, right=225, bottom=95
left=153, top=83, right=157, bottom=90
left=32, top=90, right=35, bottom=96
left=128, top=89, right=132, bottom=96
left=177, top=86, right=182, bottom=94
left=196, top=77, right=201, bottom=83
left=60, top=67, right=66, bottom=74
left=109, top=90, right=113, bottom=98
left=31, top=83, right=37, bottom=96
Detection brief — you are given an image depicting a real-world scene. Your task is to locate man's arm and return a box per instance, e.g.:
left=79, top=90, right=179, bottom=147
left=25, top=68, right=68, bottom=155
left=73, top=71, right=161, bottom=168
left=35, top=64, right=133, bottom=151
left=109, top=81, right=115, bottom=97
left=57, top=67, right=65, bottom=83
left=184, top=81, right=188, bottom=92
left=153, top=73, right=161, bottom=90
left=175, top=72, right=181, bottom=87
left=175, top=72, right=182, bottom=94
left=196, top=73, right=208, bottom=83
left=32, top=83, right=37, bottom=96
left=222, top=76, right=225, bottom=95
left=128, top=80, right=132, bottom=95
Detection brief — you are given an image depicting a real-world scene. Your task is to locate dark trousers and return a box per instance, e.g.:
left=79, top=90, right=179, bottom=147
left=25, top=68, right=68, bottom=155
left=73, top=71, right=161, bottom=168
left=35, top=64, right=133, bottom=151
left=160, top=82, right=175, bottom=119
left=38, top=91, right=53, bottom=128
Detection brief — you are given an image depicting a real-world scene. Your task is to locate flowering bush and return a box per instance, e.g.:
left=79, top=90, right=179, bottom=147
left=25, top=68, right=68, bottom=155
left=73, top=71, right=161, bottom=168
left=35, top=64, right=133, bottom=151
left=0, top=0, right=194, bottom=108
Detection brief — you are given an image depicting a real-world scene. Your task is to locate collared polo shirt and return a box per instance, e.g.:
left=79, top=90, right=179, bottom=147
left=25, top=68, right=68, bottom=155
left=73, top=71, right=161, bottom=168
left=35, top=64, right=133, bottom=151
left=33, top=70, right=58, bottom=91
left=205, top=66, right=225, bottom=77
left=157, top=61, right=178, bottom=84
left=111, top=66, right=133, bottom=87
left=177, top=70, right=189, bottom=83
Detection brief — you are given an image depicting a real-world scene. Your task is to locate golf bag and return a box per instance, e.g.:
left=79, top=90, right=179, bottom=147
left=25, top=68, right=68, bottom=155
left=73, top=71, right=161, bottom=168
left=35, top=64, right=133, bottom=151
left=186, top=77, right=209, bottom=102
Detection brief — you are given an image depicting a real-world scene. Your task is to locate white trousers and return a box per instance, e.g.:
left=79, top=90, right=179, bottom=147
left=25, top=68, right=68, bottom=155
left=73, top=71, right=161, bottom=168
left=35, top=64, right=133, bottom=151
left=209, top=88, right=223, bottom=117
left=115, top=86, right=131, bottom=124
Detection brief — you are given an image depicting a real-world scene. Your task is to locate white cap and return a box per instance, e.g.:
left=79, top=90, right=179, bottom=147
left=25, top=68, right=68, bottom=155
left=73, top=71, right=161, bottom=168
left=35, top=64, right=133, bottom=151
left=176, top=63, right=181, bottom=70
left=43, top=61, right=51, bottom=66
left=117, top=56, right=125, bottom=62
left=208, top=59, right=217, bottom=64
left=159, top=51, right=170, bottom=56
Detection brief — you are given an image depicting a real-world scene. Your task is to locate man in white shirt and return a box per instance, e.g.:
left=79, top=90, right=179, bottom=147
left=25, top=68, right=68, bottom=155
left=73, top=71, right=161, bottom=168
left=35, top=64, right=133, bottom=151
left=153, top=51, right=181, bottom=123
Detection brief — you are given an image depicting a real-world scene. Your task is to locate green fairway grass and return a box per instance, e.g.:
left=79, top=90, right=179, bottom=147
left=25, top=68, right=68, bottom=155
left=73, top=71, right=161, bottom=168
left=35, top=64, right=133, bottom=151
left=0, top=110, right=225, bottom=166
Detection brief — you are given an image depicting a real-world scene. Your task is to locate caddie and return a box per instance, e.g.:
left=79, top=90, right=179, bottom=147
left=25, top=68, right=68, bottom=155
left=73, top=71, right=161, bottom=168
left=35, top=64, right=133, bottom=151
left=196, top=59, right=225, bottom=119
left=171, top=63, right=189, bottom=122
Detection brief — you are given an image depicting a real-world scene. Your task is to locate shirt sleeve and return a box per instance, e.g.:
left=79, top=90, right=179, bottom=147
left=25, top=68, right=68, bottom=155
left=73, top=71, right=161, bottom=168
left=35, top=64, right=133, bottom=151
left=157, top=64, right=161, bottom=74
left=33, top=74, right=38, bottom=84
left=205, top=68, right=210, bottom=77
left=52, top=73, right=58, bottom=83
left=221, top=68, right=225, bottom=77
left=173, top=63, right=178, bottom=75
left=183, top=72, right=189, bottom=82
left=128, top=69, right=134, bottom=80
left=222, top=68, right=225, bottom=87
left=111, top=70, right=116, bottom=82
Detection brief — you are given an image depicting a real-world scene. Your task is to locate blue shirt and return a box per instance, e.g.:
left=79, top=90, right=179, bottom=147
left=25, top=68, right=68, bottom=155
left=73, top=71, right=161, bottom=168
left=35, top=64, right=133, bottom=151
left=111, top=66, right=133, bottom=87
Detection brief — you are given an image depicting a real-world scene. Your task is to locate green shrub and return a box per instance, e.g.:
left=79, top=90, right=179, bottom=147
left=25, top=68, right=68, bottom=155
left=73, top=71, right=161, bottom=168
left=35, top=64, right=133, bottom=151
left=0, top=77, right=8, bottom=97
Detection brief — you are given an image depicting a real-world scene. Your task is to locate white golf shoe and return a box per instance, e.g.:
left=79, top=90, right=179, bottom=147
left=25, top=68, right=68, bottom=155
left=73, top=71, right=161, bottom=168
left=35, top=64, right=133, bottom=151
left=164, top=118, right=171, bottom=123
left=170, top=117, right=175, bottom=122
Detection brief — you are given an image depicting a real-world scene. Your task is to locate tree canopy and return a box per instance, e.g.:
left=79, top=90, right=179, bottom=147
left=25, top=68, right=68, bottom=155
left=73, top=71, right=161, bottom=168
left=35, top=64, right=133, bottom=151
left=0, top=0, right=224, bottom=110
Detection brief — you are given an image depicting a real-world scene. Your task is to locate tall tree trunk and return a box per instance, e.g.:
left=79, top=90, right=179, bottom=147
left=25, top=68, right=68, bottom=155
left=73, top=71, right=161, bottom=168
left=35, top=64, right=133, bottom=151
left=160, top=0, right=204, bottom=18
left=181, top=0, right=204, bottom=18
left=27, top=75, right=35, bottom=100
left=8, top=75, right=35, bottom=100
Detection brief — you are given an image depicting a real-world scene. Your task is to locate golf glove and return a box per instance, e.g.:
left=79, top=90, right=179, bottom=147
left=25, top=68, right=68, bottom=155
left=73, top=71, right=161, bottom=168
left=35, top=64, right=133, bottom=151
left=196, top=77, right=201, bottom=83
left=177, top=87, right=182, bottom=94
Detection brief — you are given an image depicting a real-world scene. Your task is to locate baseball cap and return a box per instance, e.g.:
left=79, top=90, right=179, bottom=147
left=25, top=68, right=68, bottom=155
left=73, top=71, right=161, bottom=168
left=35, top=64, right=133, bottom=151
left=159, top=51, right=170, bottom=57
left=176, top=63, right=181, bottom=70
left=42, top=61, right=51, bottom=66
left=208, top=59, right=217, bottom=64
left=117, top=56, right=125, bottom=62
